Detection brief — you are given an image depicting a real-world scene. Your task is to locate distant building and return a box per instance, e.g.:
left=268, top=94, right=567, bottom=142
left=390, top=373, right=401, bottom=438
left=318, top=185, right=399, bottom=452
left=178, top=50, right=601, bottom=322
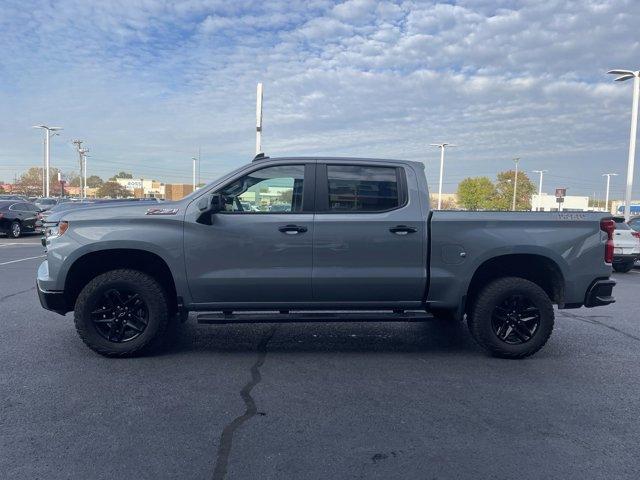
left=531, top=193, right=589, bottom=211
left=115, top=178, right=164, bottom=198
left=164, top=184, right=194, bottom=201
left=611, top=200, right=640, bottom=216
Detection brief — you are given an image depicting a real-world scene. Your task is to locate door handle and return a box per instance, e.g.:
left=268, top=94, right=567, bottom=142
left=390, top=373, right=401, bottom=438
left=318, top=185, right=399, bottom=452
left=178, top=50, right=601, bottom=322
left=389, top=225, right=417, bottom=235
left=278, top=224, right=308, bottom=235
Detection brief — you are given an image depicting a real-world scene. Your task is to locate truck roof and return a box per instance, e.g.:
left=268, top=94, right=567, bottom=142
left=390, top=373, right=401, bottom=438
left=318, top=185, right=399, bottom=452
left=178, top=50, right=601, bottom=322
left=253, top=155, right=424, bottom=169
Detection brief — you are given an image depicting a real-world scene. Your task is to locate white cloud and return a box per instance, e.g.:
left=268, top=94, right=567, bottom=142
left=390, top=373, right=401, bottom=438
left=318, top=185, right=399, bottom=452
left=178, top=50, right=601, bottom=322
left=0, top=0, right=639, bottom=197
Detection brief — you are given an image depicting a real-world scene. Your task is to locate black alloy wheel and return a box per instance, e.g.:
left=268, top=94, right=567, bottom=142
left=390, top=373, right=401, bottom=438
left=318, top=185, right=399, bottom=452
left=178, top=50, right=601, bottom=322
left=490, top=294, right=541, bottom=345
left=91, top=288, right=149, bottom=343
left=467, top=277, right=554, bottom=359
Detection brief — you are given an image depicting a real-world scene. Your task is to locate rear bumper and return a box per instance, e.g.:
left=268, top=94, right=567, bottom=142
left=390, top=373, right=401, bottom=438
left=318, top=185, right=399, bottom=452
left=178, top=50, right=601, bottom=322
left=584, top=279, right=616, bottom=308
left=37, top=282, right=68, bottom=315
left=613, top=254, right=638, bottom=263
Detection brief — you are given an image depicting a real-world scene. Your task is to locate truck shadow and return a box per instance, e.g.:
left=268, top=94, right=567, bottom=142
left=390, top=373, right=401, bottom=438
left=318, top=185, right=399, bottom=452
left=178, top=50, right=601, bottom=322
left=166, top=318, right=480, bottom=356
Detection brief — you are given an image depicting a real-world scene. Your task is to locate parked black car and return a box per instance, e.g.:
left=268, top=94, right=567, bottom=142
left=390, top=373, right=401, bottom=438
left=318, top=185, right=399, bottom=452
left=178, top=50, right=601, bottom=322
left=0, top=201, right=41, bottom=238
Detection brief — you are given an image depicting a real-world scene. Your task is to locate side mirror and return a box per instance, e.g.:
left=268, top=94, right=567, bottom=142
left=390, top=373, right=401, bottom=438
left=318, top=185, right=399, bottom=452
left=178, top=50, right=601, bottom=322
left=209, top=193, right=224, bottom=213
left=197, top=193, right=224, bottom=213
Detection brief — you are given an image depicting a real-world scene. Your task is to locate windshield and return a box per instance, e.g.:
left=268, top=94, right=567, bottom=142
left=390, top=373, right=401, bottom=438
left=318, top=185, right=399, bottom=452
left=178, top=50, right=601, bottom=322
left=38, top=199, right=57, bottom=205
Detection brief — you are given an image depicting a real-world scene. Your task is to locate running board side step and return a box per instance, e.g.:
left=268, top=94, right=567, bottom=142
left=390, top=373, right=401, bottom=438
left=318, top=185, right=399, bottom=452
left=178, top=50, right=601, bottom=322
left=196, top=310, right=433, bottom=325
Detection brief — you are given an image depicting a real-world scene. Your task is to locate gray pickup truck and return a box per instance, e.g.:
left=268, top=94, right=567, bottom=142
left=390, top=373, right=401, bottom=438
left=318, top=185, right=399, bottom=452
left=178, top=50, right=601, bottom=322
left=37, top=156, right=616, bottom=359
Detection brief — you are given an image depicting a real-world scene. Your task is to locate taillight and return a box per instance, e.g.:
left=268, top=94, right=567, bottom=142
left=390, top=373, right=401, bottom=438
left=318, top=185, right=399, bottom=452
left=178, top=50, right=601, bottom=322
left=600, top=219, right=615, bottom=264
left=0, top=212, right=3, bottom=219
left=632, top=231, right=640, bottom=240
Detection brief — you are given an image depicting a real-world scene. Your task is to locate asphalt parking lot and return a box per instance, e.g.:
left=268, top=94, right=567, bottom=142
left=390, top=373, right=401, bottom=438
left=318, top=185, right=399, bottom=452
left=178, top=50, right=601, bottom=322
left=1, top=235, right=639, bottom=480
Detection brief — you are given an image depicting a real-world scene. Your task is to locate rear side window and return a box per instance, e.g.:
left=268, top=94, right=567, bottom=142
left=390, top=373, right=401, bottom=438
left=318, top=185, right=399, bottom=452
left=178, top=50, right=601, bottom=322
left=614, top=219, right=631, bottom=230
left=326, top=165, right=400, bottom=212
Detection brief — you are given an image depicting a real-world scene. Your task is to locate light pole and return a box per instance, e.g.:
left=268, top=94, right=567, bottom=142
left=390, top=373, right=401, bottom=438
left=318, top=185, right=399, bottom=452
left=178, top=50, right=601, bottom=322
left=512, top=157, right=520, bottom=211
left=82, top=151, right=89, bottom=198
left=532, top=169, right=547, bottom=211
left=608, top=69, right=640, bottom=221
left=429, top=143, right=456, bottom=209
left=602, top=173, right=618, bottom=213
left=192, top=157, right=197, bottom=191
left=256, top=82, right=263, bottom=155
left=33, top=125, right=62, bottom=197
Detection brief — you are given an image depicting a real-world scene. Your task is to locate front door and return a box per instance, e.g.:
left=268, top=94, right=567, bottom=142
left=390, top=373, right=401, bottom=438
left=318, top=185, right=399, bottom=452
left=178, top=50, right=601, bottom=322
left=312, top=163, right=425, bottom=304
left=184, top=163, right=314, bottom=305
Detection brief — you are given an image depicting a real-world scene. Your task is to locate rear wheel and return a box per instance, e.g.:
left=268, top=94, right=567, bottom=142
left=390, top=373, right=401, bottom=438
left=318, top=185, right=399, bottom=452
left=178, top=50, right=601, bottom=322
left=613, top=261, right=634, bottom=273
left=468, top=277, right=554, bottom=359
left=9, top=221, right=21, bottom=238
left=74, top=269, right=170, bottom=357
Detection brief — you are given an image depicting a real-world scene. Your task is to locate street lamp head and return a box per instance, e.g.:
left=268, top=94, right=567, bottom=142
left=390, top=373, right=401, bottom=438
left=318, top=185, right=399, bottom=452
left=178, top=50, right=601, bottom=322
left=429, top=143, right=456, bottom=148
left=602, top=173, right=618, bottom=176
left=607, top=69, right=638, bottom=82
left=32, top=125, right=63, bottom=131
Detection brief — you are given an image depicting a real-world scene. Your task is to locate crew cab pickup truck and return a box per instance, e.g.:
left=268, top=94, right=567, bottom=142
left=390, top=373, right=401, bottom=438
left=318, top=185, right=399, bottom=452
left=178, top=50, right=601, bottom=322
left=37, top=156, right=616, bottom=359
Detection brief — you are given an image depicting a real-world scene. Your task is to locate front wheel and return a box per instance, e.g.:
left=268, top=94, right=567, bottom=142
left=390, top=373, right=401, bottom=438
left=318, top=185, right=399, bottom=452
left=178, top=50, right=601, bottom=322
left=74, top=269, right=170, bottom=357
left=9, top=221, right=21, bottom=238
left=468, top=277, right=554, bottom=359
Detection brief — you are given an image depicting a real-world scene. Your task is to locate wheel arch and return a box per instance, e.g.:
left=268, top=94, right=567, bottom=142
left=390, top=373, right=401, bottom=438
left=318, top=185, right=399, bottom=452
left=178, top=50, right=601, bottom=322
left=465, top=253, right=565, bottom=311
left=64, top=249, right=178, bottom=314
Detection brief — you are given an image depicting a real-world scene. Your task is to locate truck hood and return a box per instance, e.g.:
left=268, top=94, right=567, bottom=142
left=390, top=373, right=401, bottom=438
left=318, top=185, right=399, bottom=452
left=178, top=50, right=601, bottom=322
left=45, top=201, right=184, bottom=223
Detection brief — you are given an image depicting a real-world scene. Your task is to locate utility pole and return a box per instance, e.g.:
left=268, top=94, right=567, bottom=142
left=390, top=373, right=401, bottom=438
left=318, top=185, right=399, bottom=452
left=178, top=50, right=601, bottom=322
left=429, top=143, right=456, bottom=209
left=608, top=69, right=639, bottom=221
left=603, top=173, right=618, bottom=214
left=532, top=169, right=547, bottom=211
left=33, top=125, right=62, bottom=197
left=512, top=157, right=520, bottom=211
left=255, top=82, right=263, bottom=155
left=73, top=140, right=84, bottom=199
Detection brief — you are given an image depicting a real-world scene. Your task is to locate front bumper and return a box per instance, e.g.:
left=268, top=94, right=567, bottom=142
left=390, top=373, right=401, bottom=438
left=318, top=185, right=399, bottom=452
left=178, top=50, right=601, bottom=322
left=36, top=282, right=69, bottom=315
left=584, top=279, right=616, bottom=308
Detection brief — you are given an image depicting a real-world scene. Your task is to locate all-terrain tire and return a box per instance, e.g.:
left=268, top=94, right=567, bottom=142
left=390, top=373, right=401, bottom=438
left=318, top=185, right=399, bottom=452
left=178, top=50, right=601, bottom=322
left=74, top=269, right=170, bottom=357
left=613, top=262, right=634, bottom=273
left=467, top=277, right=554, bottom=359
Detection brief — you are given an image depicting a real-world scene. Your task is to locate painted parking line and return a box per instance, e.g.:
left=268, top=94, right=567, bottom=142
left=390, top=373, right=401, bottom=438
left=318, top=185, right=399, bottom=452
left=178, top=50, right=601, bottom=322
left=0, top=243, right=42, bottom=247
left=0, top=255, right=45, bottom=266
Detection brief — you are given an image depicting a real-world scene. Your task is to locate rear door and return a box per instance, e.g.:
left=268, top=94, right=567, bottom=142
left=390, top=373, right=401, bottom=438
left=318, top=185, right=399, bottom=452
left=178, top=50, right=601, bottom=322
left=10, top=203, right=37, bottom=231
left=312, top=162, right=425, bottom=304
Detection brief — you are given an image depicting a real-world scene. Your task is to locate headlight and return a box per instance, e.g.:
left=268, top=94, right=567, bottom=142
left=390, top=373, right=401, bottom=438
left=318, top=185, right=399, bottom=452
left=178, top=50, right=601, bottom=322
left=45, top=221, right=69, bottom=239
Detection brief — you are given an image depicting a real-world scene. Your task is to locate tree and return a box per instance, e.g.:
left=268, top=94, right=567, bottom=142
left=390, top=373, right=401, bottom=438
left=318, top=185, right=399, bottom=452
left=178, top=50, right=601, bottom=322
left=96, top=181, right=131, bottom=198
left=67, top=173, right=81, bottom=187
left=109, top=171, right=133, bottom=181
left=0, top=184, right=5, bottom=194
left=13, top=167, right=62, bottom=197
left=494, top=170, right=536, bottom=211
left=86, top=175, right=104, bottom=188
left=457, top=177, right=497, bottom=210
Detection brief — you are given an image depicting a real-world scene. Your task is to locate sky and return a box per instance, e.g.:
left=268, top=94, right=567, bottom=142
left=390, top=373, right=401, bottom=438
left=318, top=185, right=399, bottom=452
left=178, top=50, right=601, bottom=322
left=0, top=0, right=639, bottom=199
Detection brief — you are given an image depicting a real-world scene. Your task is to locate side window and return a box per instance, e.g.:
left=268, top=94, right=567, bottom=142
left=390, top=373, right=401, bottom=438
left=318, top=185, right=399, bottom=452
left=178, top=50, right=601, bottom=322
left=219, top=165, right=305, bottom=213
left=9, top=203, right=25, bottom=211
left=326, top=165, right=400, bottom=212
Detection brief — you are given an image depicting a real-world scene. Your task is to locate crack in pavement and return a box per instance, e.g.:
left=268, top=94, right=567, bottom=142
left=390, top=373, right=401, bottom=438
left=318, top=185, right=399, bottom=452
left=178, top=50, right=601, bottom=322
left=212, top=327, right=276, bottom=480
left=559, top=311, right=640, bottom=343
left=0, top=286, right=35, bottom=303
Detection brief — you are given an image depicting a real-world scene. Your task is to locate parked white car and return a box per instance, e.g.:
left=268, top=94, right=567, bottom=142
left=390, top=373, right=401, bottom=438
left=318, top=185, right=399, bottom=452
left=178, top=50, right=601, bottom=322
left=612, top=217, right=640, bottom=273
